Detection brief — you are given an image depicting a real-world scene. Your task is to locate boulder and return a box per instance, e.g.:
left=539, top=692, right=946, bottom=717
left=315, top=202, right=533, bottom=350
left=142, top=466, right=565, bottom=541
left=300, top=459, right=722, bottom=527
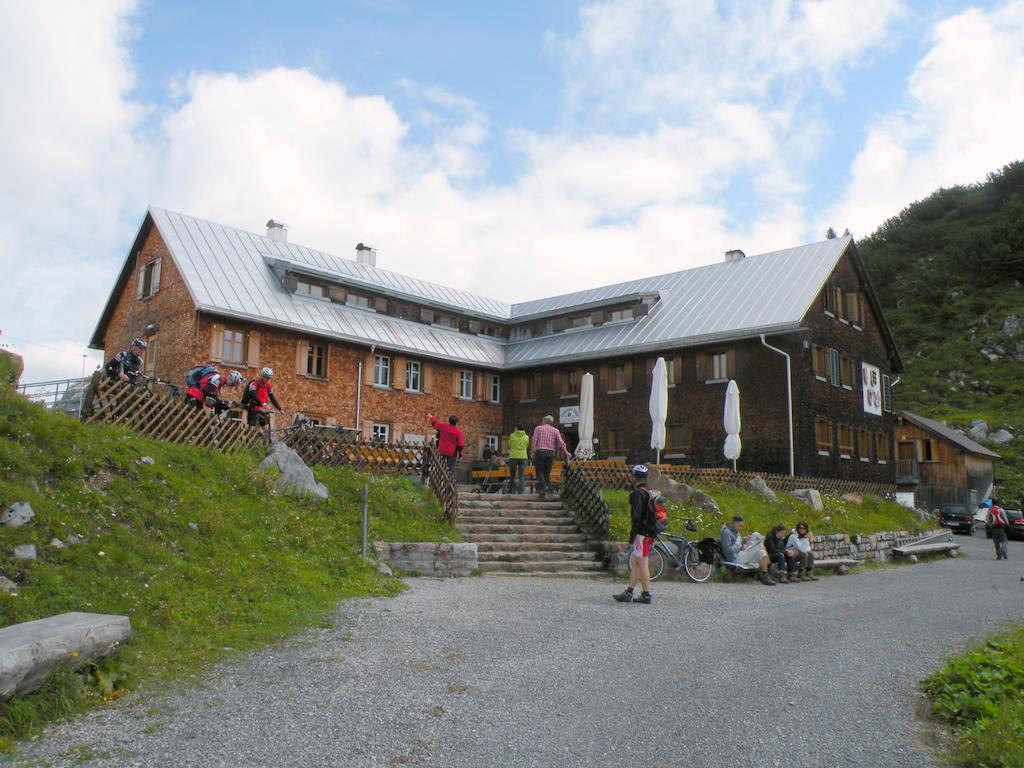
left=1000, top=315, right=1023, bottom=337
left=139, top=456, right=155, bottom=466
left=690, top=490, right=720, bottom=516
left=48, top=538, right=64, bottom=550
left=746, top=476, right=777, bottom=503
left=259, top=442, right=329, bottom=500
left=840, top=493, right=863, bottom=505
left=0, top=577, right=16, bottom=594
left=0, top=612, right=131, bottom=699
left=65, top=534, right=85, bottom=547
left=1, top=503, right=34, bottom=528
left=836, top=565, right=849, bottom=575
left=645, top=467, right=719, bottom=515
left=13, top=545, right=36, bottom=561
left=988, top=429, right=1014, bottom=445
left=968, top=419, right=989, bottom=441
left=790, top=488, right=824, bottom=511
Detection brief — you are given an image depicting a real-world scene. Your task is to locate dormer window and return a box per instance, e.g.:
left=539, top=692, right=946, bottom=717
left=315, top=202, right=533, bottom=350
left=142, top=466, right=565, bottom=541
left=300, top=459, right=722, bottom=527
left=568, top=315, right=592, bottom=329
left=295, top=281, right=326, bottom=299
left=606, top=307, right=634, bottom=323
left=347, top=292, right=371, bottom=309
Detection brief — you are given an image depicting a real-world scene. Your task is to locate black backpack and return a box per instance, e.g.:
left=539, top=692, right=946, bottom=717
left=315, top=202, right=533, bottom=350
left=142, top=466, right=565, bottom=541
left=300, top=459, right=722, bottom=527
left=185, top=365, right=218, bottom=389
left=240, top=380, right=255, bottom=408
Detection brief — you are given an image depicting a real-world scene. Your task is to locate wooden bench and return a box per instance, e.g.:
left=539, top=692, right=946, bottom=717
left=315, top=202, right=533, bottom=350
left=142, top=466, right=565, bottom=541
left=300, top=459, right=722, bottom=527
left=892, top=542, right=960, bottom=558
left=471, top=466, right=510, bottom=493
left=524, top=461, right=564, bottom=492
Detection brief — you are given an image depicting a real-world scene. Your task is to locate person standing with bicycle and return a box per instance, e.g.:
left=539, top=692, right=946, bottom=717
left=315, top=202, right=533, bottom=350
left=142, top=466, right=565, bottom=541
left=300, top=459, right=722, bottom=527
left=104, top=338, right=146, bottom=383
left=613, top=465, right=659, bottom=605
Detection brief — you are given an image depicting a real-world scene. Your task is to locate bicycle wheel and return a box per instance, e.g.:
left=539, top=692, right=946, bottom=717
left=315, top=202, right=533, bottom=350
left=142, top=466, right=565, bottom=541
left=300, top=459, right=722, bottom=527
left=642, top=544, right=666, bottom=582
left=682, top=544, right=714, bottom=583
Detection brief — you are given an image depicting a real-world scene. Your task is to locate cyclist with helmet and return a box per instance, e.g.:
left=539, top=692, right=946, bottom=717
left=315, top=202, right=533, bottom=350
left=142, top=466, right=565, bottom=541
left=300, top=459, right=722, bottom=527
left=185, top=368, right=243, bottom=415
left=104, top=338, right=147, bottom=383
left=243, top=367, right=284, bottom=428
left=613, top=465, right=659, bottom=605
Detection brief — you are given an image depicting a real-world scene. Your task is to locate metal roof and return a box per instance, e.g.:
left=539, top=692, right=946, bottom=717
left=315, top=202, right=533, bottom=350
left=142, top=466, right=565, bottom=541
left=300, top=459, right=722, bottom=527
left=898, top=411, right=1001, bottom=460
left=93, top=207, right=863, bottom=369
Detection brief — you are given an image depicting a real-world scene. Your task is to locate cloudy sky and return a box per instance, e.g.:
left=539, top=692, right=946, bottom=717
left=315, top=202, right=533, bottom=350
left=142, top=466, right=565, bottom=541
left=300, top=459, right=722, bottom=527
left=2, top=0, right=1023, bottom=381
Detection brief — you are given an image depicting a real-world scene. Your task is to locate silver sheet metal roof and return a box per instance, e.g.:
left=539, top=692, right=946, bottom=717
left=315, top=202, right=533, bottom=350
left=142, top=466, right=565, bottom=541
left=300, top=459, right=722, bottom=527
left=898, top=411, right=1001, bottom=460
left=136, top=207, right=853, bottom=369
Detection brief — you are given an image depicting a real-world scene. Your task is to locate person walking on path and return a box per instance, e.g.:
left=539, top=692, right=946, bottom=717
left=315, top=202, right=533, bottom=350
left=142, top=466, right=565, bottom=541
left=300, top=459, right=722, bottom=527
left=530, top=415, right=568, bottom=500
left=613, top=465, right=659, bottom=604
left=428, top=414, right=465, bottom=476
left=507, top=425, right=529, bottom=495
left=989, top=500, right=1010, bottom=560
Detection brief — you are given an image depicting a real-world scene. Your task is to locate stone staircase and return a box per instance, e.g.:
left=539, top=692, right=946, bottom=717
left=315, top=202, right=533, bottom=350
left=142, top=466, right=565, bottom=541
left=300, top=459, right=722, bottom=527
left=455, top=491, right=605, bottom=576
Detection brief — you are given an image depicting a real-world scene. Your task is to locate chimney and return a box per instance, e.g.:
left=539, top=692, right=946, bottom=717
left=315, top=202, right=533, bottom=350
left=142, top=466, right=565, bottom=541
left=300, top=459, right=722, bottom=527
left=724, top=249, right=745, bottom=262
left=355, top=243, right=377, bottom=267
left=266, top=219, right=288, bottom=243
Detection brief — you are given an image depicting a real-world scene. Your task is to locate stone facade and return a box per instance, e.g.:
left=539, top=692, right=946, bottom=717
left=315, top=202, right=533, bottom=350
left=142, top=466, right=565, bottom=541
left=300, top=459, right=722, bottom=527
left=373, top=542, right=478, bottom=576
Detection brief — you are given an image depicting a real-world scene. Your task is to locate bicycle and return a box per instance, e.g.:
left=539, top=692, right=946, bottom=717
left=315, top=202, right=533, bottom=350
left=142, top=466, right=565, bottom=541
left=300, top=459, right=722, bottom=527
left=633, top=520, right=717, bottom=583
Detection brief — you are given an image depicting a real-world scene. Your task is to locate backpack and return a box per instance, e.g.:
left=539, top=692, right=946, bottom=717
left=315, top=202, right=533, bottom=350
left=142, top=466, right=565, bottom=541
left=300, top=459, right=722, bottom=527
left=991, top=506, right=1007, bottom=528
left=185, top=365, right=217, bottom=389
left=648, top=489, right=669, bottom=532
left=240, top=380, right=254, bottom=408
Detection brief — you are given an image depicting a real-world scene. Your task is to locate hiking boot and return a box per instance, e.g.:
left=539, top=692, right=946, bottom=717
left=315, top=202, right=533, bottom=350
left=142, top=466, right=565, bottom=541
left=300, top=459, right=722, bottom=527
left=636, top=592, right=652, bottom=604
left=798, top=572, right=811, bottom=582
left=775, top=572, right=790, bottom=584
left=759, top=572, right=775, bottom=586
left=612, top=589, right=634, bottom=603
left=805, top=571, right=819, bottom=581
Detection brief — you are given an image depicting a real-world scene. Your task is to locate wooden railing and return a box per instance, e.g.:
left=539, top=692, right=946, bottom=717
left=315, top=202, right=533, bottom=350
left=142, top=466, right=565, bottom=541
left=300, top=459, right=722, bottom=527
left=573, top=462, right=897, bottom=498
left=81, top=373, right=265, bottom=453
left=423, top=445, right=459, bottom=524
left=561, top=462, right=610, bottom=540
left=283, top=428, right=428, bottom=473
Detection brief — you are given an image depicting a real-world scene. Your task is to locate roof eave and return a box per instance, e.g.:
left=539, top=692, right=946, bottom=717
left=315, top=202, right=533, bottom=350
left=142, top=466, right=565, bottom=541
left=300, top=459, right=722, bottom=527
left=89, top=210, right=155, bottom=349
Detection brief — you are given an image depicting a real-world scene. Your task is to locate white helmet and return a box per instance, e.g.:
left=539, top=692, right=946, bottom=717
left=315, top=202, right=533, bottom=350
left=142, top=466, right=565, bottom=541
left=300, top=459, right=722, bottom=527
left=261, top=367, right=274, bottom=378
left=227, top=370, right=244, bottom=386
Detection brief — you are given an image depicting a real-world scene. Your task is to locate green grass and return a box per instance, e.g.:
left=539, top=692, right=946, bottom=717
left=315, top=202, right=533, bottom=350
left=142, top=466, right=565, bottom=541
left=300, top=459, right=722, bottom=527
left=0, top=388, right=455, bottom=747
left=921, top=625, right=1024, bottom=767
left=605, top=485, right=927, bottom=542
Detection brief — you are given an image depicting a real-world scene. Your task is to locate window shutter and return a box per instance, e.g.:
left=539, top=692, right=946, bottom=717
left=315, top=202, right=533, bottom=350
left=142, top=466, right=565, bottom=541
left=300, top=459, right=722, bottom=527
left=591, top=310, right=605, bottom=326
left=553, top=371, right=564, bottom=396
left=420, top=308, right=434, bottom=324
left=468, top=320, right=481, bottom=334
left=532, top=373, right=541, bottom=396
left=672, top=355, right=682, bottom=385
left=137, top=266, right=146, bottom=299
left=882, top=373, right=892, bottom=412
left=634, top=302, right=650, bottom=317
left=452, top=369, right=461, bottom=397
left=726, top=349, right=736, bottom=379
left=645, top=359, right=654, bottom=387
left=295, top=342, right=306, bottom=374
left=623, top=362, right=632, bottom=388
left=326, top=416, right=337, bottom=426
left=282, top=275, right=298, bottom=293
left=328, top=286, right=346, bottom=303
left=599, top=366, right=609, bottom=392
left=552, top=317, right=567, bottom=332
left=209, top=323, right=224, bottom=361
left=695, top=353, right=708, bottom=381
left=393, top=356, right=406, bottom=390
left=421, top=362, right=433, bottom=393
left=365, top=352, right=376, bottom=385
left=151, top=259, right=161, bottom=294
left=513, top=376, right=524, bottom=401
left=246, top=331, right=260, bottom=368
left=474, top=372, right=487, bottom=401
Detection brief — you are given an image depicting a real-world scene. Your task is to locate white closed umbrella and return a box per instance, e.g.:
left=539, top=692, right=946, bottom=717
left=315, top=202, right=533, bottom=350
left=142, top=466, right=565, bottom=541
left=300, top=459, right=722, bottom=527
left=649, top=357, right=668, bottom=465
left=574, top=372, right=595, bottom=460
left=723, top=379, right=741, bottom=472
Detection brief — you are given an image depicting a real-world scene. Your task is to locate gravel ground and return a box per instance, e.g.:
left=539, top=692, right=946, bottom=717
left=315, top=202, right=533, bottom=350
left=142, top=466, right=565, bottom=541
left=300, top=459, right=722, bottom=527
left=10, top=533, right=1024, bottom=768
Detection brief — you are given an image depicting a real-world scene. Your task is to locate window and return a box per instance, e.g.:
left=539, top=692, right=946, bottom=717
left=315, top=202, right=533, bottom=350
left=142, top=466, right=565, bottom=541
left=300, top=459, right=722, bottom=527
left=373, top=354, right=391, bottom=387
left=139, top=259, right=161, bottom=299
left=840, top=355, right=855, bottom=389
left=922, top=439, right=937, bottom=462
left=371, top=423, right=390, bottom=442
left=834, top=286, right=846, bottom=319
left=459, top=370, right=474, bottom=399
left=882, top=374, right=892, bottom=412
left=857, top=429, right=871, bottom=461
left=845, top=292, right=862, bottom=326
left=222, top=329, right=247, bottom=364
left=812, top=345, right=828, bottom=379
left=667, top=425, right=692, bottom=453
left=568, top=315, right=592, bottom=329
left=611, top=364, right=627, bottom=391
left=828, top=348, right=841, bottom=387
left=406, top=360, right=421, bottom=392
left=490, top=374, right=500, bottom=403
left=666, top=357, right=676, bottom=386
left=295, top=281, right=326, bottom=299
left=515, top=374, right=536, bottom=401
left=404, top=433, right=425, bottom=445
left=564, top=369, right=579, bottom=395
left=606, top=307, right=634, bottom=323
left=305, top=343, right=327, bottom=378
left=347, top=293, right=371, bottom=309
left=815, top=418, right=833, bottom=453
left=485, top=435, right=499, bottom=454
left=711, top=353, right=728, bottom=381
left=606, top=428, right=625, bottom=454
left=435, top=315, right=457, bottom=328
left=875, top=431, right=889, bottom=462
left=837, top=424, right=854, bottom=457
left=823, top=283, right=836, bottom=314
left=143, top=336, right=157, bottom=376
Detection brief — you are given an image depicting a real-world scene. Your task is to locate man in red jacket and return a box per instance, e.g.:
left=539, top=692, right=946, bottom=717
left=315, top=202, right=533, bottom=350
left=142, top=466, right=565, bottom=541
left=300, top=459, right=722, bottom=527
left=428, top=414, right=465, bottom=476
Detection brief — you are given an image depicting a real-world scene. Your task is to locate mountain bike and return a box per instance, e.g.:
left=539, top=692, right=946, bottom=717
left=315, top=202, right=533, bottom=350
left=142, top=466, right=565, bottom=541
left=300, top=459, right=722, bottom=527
left=635, top=520, right=717, bottom=583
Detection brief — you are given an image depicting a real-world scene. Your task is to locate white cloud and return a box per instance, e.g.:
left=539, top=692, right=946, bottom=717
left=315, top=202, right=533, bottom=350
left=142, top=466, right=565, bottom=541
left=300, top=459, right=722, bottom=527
left=829, top=2, right=1024, bottom=236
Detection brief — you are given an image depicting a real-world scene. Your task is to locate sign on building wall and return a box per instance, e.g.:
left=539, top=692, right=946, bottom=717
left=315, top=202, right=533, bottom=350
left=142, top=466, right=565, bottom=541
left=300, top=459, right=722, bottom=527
left=862, top=362, right=882, bottom=416
left=560, top=405, right=580, bottom=425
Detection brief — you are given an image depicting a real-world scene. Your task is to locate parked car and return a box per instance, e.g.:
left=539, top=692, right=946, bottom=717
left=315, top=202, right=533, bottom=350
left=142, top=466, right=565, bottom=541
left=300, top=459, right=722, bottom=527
left=937, top=504, right=975, bottom=534
left=985, top=508, right=1024, bottom=540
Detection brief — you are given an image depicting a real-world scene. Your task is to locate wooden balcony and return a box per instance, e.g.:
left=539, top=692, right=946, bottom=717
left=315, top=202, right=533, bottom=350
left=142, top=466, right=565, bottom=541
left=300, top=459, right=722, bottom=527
left=895, top=459, right=920, bottom=485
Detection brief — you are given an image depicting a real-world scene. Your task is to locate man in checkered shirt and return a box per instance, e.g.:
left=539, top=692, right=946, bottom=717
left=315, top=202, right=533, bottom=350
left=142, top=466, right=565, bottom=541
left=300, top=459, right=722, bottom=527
left=530, top=415, right=568, bottom=500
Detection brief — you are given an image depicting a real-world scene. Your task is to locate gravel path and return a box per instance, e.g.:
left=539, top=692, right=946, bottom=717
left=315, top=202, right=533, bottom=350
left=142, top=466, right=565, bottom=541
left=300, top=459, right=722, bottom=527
left=11, top=533, right=1024, bottom=768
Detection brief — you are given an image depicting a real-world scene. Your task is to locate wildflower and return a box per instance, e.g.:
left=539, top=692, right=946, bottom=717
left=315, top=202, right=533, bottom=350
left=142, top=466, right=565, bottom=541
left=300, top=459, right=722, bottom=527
left=71, top=651, right=79, bottom=658
left=98, top=551, right=106, bottom=556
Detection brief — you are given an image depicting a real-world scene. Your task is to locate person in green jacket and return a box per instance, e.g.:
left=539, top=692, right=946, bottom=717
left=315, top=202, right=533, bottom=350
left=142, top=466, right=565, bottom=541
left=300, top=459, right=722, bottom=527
left=507, top=425, right=529, bottom=495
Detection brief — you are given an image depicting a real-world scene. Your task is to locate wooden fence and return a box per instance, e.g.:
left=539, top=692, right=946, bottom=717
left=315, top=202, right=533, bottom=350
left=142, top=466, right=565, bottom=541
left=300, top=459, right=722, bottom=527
left=561, top=463, right=611, bottom=540
left=575, top=462, right=897, bottom=498
left=81, top=373, right=265, bottom=453
left=282, top=427, right=428, bottom=474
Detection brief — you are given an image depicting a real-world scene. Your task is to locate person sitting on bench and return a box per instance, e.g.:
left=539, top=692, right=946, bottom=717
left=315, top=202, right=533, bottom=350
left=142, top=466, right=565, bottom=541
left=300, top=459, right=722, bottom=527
left=719, top=515, right=774, bottom=586
left=764, top=524, right=791, bottom=584
left=785, top=521, right=819, bottom=581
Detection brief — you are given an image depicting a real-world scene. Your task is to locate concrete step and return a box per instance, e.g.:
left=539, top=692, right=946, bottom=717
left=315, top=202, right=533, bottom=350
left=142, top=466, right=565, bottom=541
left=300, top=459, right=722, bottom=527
left=456, top=523, right=581, bottom=535
left=477, top=550, right=601, bottom=563
left=459, top=532, right=591, bottom=544
left=459, top=500, right=566, bottom=511
left=478, top=560, right=607, bottom=574
left=475, top=541, right=596, bottom=553
left=457, top=506, right=569, bottom=518
left=484, top=571, right=609, bottom=579
left=457, top=515, right=575, bottom=527
left=458, top=492, right=556, bottom=502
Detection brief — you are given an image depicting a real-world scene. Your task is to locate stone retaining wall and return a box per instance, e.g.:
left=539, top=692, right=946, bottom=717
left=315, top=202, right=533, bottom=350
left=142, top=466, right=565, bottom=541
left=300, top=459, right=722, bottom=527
left=603, top=529, right=946, bottom=577
left=373, top=542, right=477, bottom=577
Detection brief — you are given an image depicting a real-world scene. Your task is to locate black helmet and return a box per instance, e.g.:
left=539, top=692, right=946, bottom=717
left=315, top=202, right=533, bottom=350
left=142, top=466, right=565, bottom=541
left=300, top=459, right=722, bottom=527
left=131, top=337, right=147, bottom=349
left=631, top=464, right=649, bottom=478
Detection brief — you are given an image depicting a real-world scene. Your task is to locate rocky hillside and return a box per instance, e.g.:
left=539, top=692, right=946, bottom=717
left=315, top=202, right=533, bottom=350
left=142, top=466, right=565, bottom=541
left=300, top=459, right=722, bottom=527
left=858, top=161, right=1024, bottom=505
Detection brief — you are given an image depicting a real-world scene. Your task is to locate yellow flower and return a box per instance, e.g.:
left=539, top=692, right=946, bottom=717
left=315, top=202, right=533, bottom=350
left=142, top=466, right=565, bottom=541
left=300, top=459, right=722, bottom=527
left=71, top=651, right=79, bottom=657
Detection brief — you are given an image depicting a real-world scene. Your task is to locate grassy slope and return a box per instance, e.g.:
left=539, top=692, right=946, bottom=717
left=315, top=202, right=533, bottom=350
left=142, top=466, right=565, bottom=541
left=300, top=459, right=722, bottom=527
left=605, top=485, right=926, bottom=542
left=0, top=386, right=455, bottom=742
left=859, top=161, right=1024, bottom=505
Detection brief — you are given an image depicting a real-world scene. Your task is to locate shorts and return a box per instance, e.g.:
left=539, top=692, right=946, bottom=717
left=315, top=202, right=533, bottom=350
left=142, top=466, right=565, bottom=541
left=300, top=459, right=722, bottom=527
left=632, top=535, right=656, bottom=559
left=247, top=410, right=270, bottom=427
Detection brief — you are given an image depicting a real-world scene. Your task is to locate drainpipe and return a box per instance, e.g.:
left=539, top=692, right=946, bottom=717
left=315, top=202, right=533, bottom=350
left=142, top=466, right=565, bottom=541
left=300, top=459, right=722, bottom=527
left=355, top=344, right=375, bottom=430
left=760, top=334, right=795, bottom=477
